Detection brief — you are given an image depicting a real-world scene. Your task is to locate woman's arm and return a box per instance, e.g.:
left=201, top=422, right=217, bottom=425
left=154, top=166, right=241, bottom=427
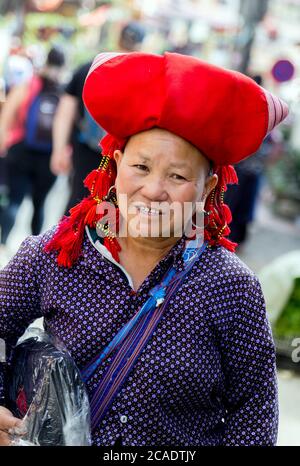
left=0, top=235, right=45, bottom=404
left=219, top=274, right=278, bottom=446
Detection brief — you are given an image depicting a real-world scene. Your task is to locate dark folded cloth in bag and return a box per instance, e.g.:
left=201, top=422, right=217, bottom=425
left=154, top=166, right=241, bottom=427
left=6, top=327, right=91, bottom=446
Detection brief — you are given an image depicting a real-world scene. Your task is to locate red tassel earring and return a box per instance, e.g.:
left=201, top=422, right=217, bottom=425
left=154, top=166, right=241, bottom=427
left=204, top=164, right=238, bottom=252
left=84, top=155, right=112, bottom=200
left=44, top=134, right=127, bottom=267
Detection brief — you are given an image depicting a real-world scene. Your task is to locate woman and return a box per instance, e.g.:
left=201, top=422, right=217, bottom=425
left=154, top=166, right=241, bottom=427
left=0, top=52, right=288, bottom=446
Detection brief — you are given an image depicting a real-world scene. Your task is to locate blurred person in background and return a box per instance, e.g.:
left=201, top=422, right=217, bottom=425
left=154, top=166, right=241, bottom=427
left=3, top=54, right=33, bottom=94
left=0, top=47, right=65, bottom=250
left=50, top=21, right=146, bottom=213
left=0, top=79, right=8, bottom=253
left=224, top=75, right=284, bottom=249
left=0, top=48, right=34, bottom=255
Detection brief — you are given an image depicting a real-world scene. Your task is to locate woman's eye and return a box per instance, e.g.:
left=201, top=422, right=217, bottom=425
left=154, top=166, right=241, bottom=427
left=171, top=173, right=186, bottom=181
left=133, top=164, right=149, bottom=171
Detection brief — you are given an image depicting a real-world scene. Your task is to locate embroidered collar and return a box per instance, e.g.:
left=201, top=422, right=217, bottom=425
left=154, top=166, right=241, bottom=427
left=85, top=225, right=187, bottom=273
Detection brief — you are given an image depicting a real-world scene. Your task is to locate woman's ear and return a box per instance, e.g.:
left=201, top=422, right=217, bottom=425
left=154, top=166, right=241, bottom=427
left=201, top=174, right=218, bottom=202
left=113, top=149, right=124, bottom=168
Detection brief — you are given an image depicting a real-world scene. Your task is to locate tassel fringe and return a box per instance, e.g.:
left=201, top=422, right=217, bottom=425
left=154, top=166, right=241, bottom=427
left=203, top=164, right=238, bottom=252
left=44, top=134, right=128, bottom=267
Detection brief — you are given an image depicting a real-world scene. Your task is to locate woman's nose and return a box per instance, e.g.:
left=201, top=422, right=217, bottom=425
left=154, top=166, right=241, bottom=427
left=140, top=177, right=168, bottom=202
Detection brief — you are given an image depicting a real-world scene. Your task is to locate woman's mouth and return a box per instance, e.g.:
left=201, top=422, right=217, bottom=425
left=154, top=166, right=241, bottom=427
left=137, top=206, right=163, bottom=217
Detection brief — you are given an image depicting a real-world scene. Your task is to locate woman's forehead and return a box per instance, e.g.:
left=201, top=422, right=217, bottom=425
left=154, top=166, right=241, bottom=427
left=124, top=128, right=209, bottom=167
left=126, top=128, right=192, bottom=148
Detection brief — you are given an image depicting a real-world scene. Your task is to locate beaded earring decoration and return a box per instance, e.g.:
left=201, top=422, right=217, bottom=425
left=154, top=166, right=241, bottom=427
left=203, top=164, right=238, bottom=251
left=95, top=184, right=121, bottom=257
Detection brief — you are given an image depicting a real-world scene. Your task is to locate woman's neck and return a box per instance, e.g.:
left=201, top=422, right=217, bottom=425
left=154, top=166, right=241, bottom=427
left=118, top=235, right=180, bottom=264
left=117, top=235, right=181, bottom=291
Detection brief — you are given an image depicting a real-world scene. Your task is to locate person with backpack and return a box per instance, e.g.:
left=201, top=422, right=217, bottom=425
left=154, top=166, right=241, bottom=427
left=0, top=47, right=65, bottom=246
left=50, top=21, right=146, bottom=214
left=50, top=60, right=106, bottom=215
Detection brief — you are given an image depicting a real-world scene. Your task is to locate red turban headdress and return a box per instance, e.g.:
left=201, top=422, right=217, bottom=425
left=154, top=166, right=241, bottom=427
left=45, top=52, right=289, bottom=267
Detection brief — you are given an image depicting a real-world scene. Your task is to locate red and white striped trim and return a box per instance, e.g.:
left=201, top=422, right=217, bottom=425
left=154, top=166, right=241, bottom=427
left=87, top=52, right=126, bottom=78
left=263, top=89, right=289, bottom=134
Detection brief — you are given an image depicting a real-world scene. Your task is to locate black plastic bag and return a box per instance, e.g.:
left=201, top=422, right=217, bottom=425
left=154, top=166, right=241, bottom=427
left=7, top=327, right=91, bottom=446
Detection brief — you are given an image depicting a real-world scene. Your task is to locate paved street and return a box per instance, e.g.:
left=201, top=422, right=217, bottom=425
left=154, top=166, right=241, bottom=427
left=1, top=176, right=300, bottom=446
left=277, top=371, right=300, bottom=446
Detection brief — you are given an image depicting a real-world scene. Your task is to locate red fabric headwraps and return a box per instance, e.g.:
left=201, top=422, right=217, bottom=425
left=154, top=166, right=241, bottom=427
left=45, top=52, right=289, bottom=267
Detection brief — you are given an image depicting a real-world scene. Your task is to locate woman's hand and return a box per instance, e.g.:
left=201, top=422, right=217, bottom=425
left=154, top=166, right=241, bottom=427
left=0, top=406, right=24, bottom=446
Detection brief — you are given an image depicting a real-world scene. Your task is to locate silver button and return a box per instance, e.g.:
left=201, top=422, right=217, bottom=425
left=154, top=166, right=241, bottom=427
left=120, top=415, right=127, bottom=424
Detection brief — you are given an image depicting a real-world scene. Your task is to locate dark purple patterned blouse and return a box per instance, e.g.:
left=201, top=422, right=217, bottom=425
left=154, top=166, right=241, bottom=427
left=0, top=226, right=278, bottom=446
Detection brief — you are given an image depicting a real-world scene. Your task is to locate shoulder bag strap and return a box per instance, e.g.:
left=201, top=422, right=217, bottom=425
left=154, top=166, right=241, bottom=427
left=82, top=239, right=208, bottom=431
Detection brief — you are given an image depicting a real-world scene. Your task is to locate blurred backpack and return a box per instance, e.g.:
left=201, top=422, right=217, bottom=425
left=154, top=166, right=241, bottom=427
left=24, top=75, right=61, bottom=154
left=77, top=107, right=106, bottom=152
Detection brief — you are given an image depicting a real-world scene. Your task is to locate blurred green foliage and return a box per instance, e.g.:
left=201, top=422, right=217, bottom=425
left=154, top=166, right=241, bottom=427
left=274, top=277, right=300, bottom=338
left=24, top=12, right=78, bottom=55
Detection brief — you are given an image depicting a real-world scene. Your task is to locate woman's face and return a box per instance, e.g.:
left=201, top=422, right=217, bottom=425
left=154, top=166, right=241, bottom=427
left=114, top=128, right=218, bottom=239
